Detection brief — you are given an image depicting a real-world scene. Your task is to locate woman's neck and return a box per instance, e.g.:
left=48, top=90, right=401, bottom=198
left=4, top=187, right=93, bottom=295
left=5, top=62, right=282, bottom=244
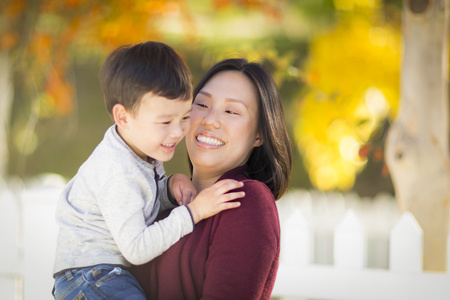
left=191, top=169, right=222, bottom=192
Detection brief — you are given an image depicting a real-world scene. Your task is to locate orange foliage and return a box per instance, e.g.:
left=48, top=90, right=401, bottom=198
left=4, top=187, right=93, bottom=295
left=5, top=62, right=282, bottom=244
left=1, top=0, right=281, bottom=117
left=213, top=0, right=282, bottom=20
left=0, top=32, right=18, bottom=50
left=4, top=0, right=26, bottom=18
left=29, top=34, right=52, bottom=65
left=45, top=67, right=74, bottom=115
left=0, top=0, right=192, bottom=116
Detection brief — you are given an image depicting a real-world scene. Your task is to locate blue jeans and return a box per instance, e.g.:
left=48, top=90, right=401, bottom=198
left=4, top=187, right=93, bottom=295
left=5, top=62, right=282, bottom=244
left=53, top=265, right=146, bottom=300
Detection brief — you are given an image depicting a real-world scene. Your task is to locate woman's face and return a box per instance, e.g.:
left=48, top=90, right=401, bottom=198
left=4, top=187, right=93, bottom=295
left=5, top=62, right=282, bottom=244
left=187, top=70, right=262, bottom=177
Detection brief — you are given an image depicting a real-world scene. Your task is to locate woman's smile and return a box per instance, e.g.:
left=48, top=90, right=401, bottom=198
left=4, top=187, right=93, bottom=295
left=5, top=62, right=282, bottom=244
left=196, top=133, right=225, bottom=147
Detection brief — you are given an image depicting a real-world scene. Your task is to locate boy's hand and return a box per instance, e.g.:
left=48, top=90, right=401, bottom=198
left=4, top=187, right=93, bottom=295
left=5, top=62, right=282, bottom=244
left=169, top=173, right=197, bottom=206
left=187, top=179, right=244, bottom=224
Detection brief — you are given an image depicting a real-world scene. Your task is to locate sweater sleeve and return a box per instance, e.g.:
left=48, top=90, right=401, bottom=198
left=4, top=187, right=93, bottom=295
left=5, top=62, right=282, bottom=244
left=201, top=180, right=280, bottom=300
left=98, top=175, right=194, bottom=265
left=158, top=174, right=179, bottom=212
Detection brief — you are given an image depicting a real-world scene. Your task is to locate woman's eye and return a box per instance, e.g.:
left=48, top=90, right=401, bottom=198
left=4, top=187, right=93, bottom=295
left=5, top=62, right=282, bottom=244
left=182, top=115, right=190, bottom=120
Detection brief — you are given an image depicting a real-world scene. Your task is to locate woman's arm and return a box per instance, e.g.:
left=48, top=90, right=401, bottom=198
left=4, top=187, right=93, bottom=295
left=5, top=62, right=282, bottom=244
left=202, top=180, right=280, bottom=300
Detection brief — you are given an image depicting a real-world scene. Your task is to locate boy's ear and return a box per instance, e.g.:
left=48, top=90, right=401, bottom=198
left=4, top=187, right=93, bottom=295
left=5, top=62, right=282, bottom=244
left=112, top=104, right=130, bottom=129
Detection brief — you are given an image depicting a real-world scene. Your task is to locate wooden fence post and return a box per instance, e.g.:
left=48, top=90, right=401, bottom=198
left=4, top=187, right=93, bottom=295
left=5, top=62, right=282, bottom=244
left=281, top=208, right=313, bottom=266
left=389, top=211, right=423, bottom=272
left=334, top=209, right=367, bottom=269
left=0, top=188, right=22, bottom=300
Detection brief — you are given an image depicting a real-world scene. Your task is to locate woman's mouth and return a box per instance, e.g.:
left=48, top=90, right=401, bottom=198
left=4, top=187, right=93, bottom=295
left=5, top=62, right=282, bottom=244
left=196, top=134, right=225, bottom=146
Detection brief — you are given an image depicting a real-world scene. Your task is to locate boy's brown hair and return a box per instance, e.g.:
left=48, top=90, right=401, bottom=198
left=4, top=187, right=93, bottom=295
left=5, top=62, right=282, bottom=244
left=100, top=41, right=192, bottom=117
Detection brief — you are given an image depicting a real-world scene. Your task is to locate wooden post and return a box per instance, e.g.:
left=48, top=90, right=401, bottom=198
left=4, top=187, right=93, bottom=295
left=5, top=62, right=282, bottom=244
left=281, top=208, right=314, bottom=266
left=334, top=210, right=367, bottom=269
left=389, top=212, right=423, bottom=273
left=385, top=0, right=450, bottom=271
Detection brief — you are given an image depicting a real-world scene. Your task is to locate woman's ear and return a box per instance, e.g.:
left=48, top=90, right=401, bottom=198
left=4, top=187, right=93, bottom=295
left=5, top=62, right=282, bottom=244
left=253, top=134, right=264, bottom=147
left=112, top=104, right=130, bottom=129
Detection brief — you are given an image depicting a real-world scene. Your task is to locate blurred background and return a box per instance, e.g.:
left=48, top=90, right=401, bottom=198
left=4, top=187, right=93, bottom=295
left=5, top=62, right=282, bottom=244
left=4, top=1, right=450, bottom=298
left=0, top=0, right=403, bottom=197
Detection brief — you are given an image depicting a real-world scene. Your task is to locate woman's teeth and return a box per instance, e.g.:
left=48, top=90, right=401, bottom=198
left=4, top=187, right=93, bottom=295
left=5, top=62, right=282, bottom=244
left=197, top=135, right=224, bottom=146
left=163, top=143, right=175, bottom=147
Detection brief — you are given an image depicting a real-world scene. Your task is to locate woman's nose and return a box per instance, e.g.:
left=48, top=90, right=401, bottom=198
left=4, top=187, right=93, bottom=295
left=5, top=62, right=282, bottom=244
left=201, top=109, right=220, bottom=128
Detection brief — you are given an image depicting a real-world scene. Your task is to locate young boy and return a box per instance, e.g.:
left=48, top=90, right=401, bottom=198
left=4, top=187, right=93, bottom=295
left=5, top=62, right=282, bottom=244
left=52, top=41, right=243, bottom=299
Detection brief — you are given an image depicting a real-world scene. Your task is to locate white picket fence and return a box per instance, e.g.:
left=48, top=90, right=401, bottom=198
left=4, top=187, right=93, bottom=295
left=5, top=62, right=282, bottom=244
left=1, top=176, right=449, bottom=300
left=272, top=190, right=450, bottom=300
left=0, top=175, right=62, bottom=300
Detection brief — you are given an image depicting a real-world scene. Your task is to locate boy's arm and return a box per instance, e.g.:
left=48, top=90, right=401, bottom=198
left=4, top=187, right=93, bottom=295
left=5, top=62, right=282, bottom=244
left=99, top=176, right=194, bottom=265
left=158, top=175, right=179, bottom=213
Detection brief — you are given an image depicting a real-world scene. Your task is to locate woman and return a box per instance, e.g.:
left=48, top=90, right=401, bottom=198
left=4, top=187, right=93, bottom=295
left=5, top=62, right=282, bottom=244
left=131, top=58, right=292, bottom=299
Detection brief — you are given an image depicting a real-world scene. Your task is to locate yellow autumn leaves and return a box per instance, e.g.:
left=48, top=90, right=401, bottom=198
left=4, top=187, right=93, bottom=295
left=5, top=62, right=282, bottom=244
left=295, top=9, right=400, bottom=191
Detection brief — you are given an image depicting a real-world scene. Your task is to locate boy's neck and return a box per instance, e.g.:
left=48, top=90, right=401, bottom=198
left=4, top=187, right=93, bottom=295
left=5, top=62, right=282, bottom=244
left=115, top=125, right=148, bottom=162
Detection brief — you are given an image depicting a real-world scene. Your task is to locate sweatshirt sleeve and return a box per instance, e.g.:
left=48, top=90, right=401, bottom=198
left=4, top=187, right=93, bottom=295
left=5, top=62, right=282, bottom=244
left=201, top=180, right=280, bottom=300
left=158, top=174, right=179, bottom=212
left=97, top=175, right=194, bottom=265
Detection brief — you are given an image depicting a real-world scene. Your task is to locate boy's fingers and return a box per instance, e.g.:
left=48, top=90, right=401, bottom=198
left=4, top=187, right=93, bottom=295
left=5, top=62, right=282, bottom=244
left=173, top=187, right=183, bottom=201
left=220, top=202, right=241, bottom=210
left=220, top=191, right=245, bottom=202
left=178, top=193, right=186, bottom=206
left=215, top=179, right=244, bottom=193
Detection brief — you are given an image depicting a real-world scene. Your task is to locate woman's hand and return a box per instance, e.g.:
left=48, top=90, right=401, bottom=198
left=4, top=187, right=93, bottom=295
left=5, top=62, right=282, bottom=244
left=187, top=180, right=243, bottom=224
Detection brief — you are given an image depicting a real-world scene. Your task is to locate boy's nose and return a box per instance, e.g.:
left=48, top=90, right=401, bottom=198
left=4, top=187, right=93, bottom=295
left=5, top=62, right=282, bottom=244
left=169, top=124, right=186, bottom=139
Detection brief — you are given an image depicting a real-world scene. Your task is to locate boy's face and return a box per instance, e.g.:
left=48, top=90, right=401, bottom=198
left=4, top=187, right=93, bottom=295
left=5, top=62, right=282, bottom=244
left=117, top=92, right=192, bottom=162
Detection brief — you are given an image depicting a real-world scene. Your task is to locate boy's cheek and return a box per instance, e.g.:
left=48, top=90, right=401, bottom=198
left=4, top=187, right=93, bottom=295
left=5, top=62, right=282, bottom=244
left=182, top=123, right=191, bottom=134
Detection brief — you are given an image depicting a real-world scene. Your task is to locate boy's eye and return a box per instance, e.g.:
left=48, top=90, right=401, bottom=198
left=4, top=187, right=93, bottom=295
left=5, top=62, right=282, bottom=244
left=226, top=110, right=239, bottom=115
left=195, top=102, right=208, bottom=108
left=182, top=115, right=190, bottom=120
left=161, top=121, right=171, bottom=125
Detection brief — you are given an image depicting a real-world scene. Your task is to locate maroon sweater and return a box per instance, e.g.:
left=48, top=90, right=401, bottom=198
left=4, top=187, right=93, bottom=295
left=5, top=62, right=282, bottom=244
left=131, top=165, right=280, bottom=300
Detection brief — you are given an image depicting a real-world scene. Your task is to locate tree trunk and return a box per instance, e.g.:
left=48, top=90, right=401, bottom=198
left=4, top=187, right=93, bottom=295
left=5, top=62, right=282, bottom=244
left=385, top=0, right=450, bottom=271
left=0, top=52, right=13, bottom=182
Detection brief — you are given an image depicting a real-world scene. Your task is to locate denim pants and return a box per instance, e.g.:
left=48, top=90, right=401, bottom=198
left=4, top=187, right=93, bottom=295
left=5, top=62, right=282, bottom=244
left=53, top=265, right=146, bottom=300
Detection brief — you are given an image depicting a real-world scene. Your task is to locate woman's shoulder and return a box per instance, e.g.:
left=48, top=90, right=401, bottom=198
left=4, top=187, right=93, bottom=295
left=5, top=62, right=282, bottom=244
left=240, top=178, right=274, bottom=201
left=221, top=178, right=278, bottom=224
left=219, top=166, right=277, bottom=211
left=214, top=177, right=280, bottom=241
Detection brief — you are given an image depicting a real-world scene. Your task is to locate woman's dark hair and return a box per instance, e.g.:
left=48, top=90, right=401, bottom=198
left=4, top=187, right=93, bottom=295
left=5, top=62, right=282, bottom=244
left=100, top=41, right=192, bottom=117
left=191, top=58, right=292, bottom=200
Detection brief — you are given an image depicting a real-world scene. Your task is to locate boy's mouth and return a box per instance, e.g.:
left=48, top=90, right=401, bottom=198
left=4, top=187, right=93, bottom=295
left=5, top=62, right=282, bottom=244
left=162, top=142, right=177, bottom=152
left=163, top=143, right=176, bottom=147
